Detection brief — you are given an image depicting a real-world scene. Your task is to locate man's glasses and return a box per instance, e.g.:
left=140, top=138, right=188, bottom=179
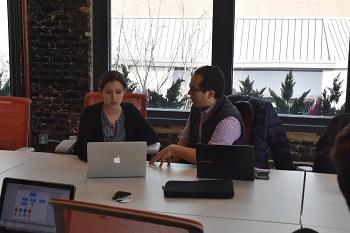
left=188, top=86, right=203, bottom=93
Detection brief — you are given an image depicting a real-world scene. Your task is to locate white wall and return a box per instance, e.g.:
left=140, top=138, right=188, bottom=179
left=236, top=0, right=350, bottom=17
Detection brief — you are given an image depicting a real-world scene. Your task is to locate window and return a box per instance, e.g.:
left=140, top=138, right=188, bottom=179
left=110, top=0, right=212, bottom=109
left=0, top=0, right=10, bottom=96
left=234, top=0, right=350, bottom=116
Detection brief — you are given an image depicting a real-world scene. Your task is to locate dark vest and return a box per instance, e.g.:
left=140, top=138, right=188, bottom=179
left=188, top=96, right=246, bottom=148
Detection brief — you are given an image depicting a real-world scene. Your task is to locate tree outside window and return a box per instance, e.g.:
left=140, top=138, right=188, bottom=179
left=0, top=0, right=10, bottom=96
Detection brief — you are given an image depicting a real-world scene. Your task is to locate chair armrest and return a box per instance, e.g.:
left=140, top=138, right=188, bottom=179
left=55, top=139, right=76, bottom=154
left=296, top=166, right=313, bottom=172
left=147, top=142, right=161, bottom=155
left=294, top=161, right=313, bottom=172
left=16, top=147, right=35, bottom=152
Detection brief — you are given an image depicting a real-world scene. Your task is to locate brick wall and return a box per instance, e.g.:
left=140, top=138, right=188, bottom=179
left=29, top=0, right=91, bottom=151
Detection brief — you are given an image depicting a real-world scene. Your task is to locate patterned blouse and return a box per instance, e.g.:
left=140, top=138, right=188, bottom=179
left=101, top=110, right=126, bottom=142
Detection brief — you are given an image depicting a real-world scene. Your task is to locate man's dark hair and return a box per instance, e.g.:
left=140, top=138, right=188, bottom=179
left=99, top=70, right=127, bottom=91
left=193, top=65, right=225, bottom=98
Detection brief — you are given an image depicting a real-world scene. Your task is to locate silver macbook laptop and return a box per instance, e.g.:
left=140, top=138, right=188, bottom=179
left=87, top=142, right=147, bottom=178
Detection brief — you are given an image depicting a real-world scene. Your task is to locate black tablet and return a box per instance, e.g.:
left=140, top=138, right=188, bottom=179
left=0, top=177, right=75, bottom=233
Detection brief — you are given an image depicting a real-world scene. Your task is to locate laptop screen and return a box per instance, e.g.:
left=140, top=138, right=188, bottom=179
left=196, top=144, right=255, bottom=181
left=0, top=177, right=75, bottom=233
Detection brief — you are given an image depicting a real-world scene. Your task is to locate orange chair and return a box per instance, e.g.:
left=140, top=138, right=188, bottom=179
left=55, top=92, right=159, bottom=154
left=50, top=199, right=203, bottom=233
left=0, top=96, right=31, bottom=150
left=84, top=92, right=147, bottom=118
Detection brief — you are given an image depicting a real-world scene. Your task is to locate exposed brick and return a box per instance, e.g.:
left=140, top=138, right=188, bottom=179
left=30, top=0, right=91, bottom=152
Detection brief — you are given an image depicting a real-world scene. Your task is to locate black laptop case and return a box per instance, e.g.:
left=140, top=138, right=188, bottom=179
left=196, top=144, right=255, bottom=181
left=163, top=180, right=234, bottom=198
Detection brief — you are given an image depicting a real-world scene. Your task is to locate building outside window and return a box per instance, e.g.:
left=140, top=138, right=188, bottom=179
left=111, top=0, right=212, bottom=109
left=0, top=0, right=10, bottom=96
left=234, top=0, right=350, bottom=116
left=110, top=0, right=349, bottom=117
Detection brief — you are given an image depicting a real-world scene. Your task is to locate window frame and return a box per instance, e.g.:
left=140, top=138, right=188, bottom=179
left=7, top=0, right=23, bottom=96
left=96, top=0, right=350, bottom=132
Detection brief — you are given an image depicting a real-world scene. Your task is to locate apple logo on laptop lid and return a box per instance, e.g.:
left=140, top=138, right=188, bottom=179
left=113, top=155, right=121, bottom=164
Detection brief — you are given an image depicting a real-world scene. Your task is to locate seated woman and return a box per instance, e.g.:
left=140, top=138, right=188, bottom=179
left=74, top=70, right=158, bottom=161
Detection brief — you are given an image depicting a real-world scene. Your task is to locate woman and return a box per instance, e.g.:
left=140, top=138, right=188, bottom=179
left=74, top=70, right=158, bottom=161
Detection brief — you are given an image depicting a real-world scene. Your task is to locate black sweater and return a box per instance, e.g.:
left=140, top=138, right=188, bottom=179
left=73, top=102, right=158, bottom=161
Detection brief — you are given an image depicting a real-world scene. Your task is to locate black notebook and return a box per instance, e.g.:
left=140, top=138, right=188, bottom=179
left=163, top=179, right=234, bottom=199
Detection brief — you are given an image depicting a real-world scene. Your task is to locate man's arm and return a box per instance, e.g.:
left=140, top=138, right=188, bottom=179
left=208, top=116, right=241, bottom=145
left=148, top=144, right=196, bottom=167
left=149, top=116, right=242, bottom=167
left=148, top=116, right=196, bottom=166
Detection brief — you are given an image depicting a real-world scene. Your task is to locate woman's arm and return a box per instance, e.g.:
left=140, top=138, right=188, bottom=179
left=73, top=109, right=95, bottom=161
left=127, top=104, right=158, bottom=144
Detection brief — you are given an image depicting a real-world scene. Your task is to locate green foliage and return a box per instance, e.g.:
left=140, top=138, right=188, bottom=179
left=238, top=75, right=266, bottom=98
left=269, top=71, right=310, bottom=114
left=0, top=72, right=10, bottom=96
left=269, top=88, right=289, bottom=113
left=281, top=71, right=295, bottom=103
left=328, top=73, right=343, bottom=104
left=320, top=73, right=343, bottom=116
left=337, top=104, right=345, bottom=115
left=321, top=89, right=334, bottom=116
left=148, top=79, right=188, bottom=108
left=166, top=79, right=188, bottom=108
left=290, top=89, right=311, bottom=114
left=120, top=64, right=137, bottom=93
left=148, top=90, right=167, bottom=108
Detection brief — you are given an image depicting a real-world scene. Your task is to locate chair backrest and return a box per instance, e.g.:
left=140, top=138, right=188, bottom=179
left=84, top=92, right=102, bottom=108
left=0, top=96, right=31, bottom=150
left=84, top=92, right=147, bottom=118
left=234, top=101, right=254, bottom=145
left=50, top=199, right=203, bottom=233
left=227, top=94, right=295, bottom=170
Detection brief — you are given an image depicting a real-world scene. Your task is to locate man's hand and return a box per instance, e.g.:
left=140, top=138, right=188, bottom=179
left=148, top=145, right=175, bottom=167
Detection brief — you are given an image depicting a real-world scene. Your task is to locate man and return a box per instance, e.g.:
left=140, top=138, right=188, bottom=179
left=292, top=125, right=350, bottom=233
left=149, top=65, right=245, bottom=167
left=332, top=125, right=350, bottom=210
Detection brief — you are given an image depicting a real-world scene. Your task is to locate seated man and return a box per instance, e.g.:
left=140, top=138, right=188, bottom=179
left=332, top=125, right=350, bottom=210
left=293, top=125, right=350, bottom=233
left=149, top=65, right=245, bottom=167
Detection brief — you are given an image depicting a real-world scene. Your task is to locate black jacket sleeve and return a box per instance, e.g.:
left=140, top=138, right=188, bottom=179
left=266, top=104, right=296, bottom=170
left=124, top=104, right=158, bottom=144
left=73, top=105, right=102, bottom=162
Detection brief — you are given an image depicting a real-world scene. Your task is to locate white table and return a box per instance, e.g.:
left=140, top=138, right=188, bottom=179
left=0, top=152, right=304, bottom=226
left=0, top=150, right=39, bottom=173
left=174, top=214, right=300, bottom=233
left=0, top=153, right=86, bottom=186
left=75, top=164, right=305, bottom=225
left=302, top=172, right=350, bottom=231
